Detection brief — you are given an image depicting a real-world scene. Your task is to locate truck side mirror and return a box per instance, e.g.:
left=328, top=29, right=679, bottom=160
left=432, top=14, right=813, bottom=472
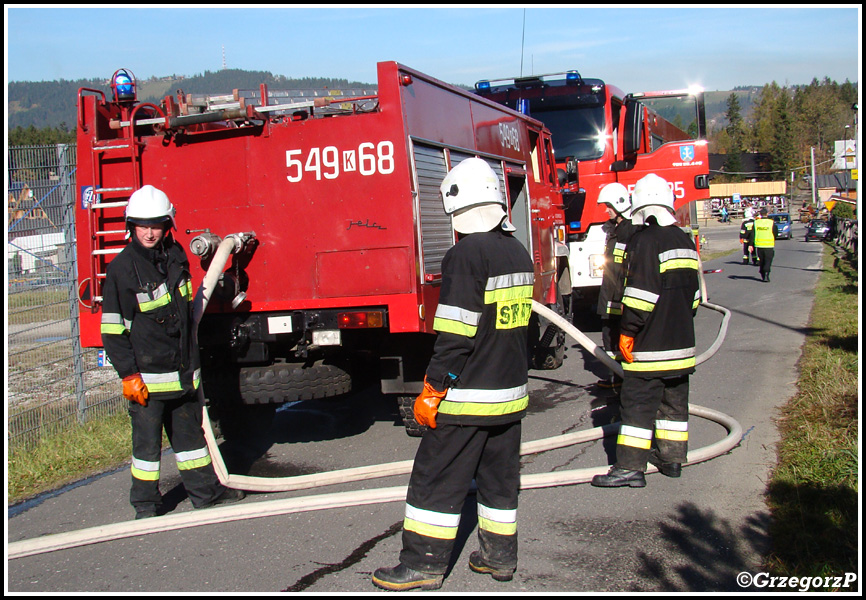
left=566, top=157, right=578, bottom=182
left=623, top=99, right=642, bottom=156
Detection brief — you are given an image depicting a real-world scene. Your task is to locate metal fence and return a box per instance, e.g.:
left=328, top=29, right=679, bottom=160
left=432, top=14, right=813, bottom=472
left=8, top=144, right=123, bottom=454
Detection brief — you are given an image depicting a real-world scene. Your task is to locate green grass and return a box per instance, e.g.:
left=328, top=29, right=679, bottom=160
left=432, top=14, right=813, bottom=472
left=764, top=243, right=859, bottom=589
left=8, top=412, right=135, bottom=503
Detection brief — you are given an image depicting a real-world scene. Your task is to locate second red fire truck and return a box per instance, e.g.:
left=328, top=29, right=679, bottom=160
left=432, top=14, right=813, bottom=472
left=474, top=70, right=710, bottom=308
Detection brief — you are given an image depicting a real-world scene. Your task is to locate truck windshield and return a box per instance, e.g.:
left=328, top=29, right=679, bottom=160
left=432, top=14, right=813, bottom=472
left=530, top=106, right=607, bottom=161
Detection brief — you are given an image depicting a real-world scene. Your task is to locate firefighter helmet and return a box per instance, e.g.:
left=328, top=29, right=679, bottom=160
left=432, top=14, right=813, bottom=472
left=630, top=173, right=676, bottom=226
left=126, top=185, right=176, bottom=230
left=440, top=157, right=515, bottom=234
left=597, top=182, right=632, bottom=218
left=744, top=207, right=754, bottom=220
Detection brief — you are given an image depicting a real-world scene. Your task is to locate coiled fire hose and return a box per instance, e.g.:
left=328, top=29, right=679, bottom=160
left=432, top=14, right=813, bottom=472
left=9, top=241, right=738, bottom=560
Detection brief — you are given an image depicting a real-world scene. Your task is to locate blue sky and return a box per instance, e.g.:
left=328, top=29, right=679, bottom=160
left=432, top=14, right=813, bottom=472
left=5, top=5, right=861, bottom=92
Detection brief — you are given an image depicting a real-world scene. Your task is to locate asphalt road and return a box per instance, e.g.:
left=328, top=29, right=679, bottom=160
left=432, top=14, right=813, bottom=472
left=7, top=221, right=826, bottom=593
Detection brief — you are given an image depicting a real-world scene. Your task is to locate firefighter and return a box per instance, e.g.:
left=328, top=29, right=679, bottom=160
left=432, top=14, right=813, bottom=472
left=739, top=207, right=758, bottom=265
left=372, top=158, right=534, bottom=591
left=591, top=174, right=700, bottom=488
left=101, top=185, right=244, bottom=519
left=595, top=182, right=638, bottom=390
left=753, top=207, right=778, bottom=282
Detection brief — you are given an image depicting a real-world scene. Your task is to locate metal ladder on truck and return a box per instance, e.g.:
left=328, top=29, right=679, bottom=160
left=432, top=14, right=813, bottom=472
left=78, top=89, right=156, bottom=306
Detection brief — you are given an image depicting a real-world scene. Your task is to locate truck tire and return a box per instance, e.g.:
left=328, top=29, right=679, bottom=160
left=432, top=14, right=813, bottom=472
left=530, top=289, right=569, bottom=370
left=397, top=395, right=427, bottom=437
left=237, top=359, right=353, bottom=404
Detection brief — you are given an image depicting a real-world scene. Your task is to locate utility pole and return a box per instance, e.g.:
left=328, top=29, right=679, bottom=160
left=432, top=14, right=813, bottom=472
left=810, top=147, right=816, bottom=207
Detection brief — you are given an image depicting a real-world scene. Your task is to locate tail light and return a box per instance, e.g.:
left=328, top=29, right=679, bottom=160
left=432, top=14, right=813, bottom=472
left=338, top=311, right=384, bottom=329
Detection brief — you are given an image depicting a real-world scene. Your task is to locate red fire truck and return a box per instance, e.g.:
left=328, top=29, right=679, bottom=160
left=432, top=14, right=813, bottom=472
left=474, top=71, right=710, bottom=307
left=75, top=62, right=569, bottom=435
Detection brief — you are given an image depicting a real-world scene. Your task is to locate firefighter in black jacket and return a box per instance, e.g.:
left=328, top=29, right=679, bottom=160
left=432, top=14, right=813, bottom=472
left=373, top=158, right=534, bottom=591
left=591, top=174, right=700, bottom=488
left=596, top=182, right=638, bottom=390
left=101, top=185, right=244, bottom=519
left=739, top=207, right=758, bottom=265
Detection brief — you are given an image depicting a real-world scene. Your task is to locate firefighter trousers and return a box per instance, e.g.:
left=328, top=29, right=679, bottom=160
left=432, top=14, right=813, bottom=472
left=399, top=421, right=521, bottom=575
left=128, top=393, right=223, bottom=513
left=742, top=242, right=757, bottom=265
left=615, top=375, right=689, bottom=471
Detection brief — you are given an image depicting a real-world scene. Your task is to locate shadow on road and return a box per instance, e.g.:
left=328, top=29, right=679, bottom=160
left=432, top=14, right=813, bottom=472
left=635, top=502, right=771, bottom=591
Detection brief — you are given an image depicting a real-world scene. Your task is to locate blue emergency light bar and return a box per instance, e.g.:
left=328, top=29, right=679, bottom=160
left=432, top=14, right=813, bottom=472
left=475, top=70, right=583, bottom=93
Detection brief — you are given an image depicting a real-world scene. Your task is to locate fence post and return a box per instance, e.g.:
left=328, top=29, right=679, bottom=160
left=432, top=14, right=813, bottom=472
left=57, top=143, right=88, bottom=424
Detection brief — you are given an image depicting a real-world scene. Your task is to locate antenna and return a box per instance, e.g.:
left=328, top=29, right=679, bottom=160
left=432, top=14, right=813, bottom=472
left=222, top=45, right=227, bottom=71
left=520, top=9, right=526, bottom=77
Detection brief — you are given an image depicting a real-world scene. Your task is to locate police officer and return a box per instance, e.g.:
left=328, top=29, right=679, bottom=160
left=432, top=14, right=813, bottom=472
left=101, top=185, right=244, bottom=519
left=373, top=158, right=534, bottom=590
left=739, top=207, right=757, bottom=265
left=753, top=207, right=778, bottom=282
left=591, top=174, right=700, bottom=488
left=595, top=183, right=638, bottom=390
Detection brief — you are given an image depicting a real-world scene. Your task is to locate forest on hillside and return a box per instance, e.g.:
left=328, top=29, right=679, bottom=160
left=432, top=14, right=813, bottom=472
left=8, top=70, right=858, bottom=184
left=7, top=68, right=376, bottom=137
left=707, top=77, right=858, bottom=182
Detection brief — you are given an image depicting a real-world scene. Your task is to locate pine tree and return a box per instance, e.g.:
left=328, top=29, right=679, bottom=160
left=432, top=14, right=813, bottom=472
left=769, top=91, right=795, bottom=176
left=723, top=93, right=745, bottom=181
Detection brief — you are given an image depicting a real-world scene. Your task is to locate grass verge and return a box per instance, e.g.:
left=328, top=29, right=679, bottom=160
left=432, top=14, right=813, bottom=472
left=8, top=412, right=134, bottom=503
left=764, top=243, right=859, bottom=589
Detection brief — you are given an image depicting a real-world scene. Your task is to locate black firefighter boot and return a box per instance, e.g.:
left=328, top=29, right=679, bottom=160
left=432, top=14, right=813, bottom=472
left=591, top=466, right=646, bottom=488
left=648, top=449, right=682, bottom=478
left=468, top=551, right=515, bottom=582
left=372, top=563, right=444, bottom=591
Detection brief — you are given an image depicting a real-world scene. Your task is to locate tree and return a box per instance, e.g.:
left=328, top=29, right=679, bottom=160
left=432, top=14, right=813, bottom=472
left=768, top=90, right=795, bottom=176
left=723, top=93, right=745, bottom=181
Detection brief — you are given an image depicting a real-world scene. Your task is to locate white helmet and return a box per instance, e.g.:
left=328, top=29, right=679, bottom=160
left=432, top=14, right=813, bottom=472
left=440, top=157, right=515, bottom=234
left=744, top=207, right=754, bottom=220
left=126, top=185, right=176, bottom=230
left=630, top=173, right=676, bottom=226
left=597, top=182, right=632, bottom=218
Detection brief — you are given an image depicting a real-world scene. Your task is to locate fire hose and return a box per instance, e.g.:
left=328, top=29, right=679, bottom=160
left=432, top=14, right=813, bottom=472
left=8, top=239, right=738, bottom=560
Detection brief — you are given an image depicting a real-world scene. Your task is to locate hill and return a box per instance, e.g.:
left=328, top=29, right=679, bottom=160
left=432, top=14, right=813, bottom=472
left=10, top=68, right=767, bottom=133
left=7, top=69, right=377, bottom=131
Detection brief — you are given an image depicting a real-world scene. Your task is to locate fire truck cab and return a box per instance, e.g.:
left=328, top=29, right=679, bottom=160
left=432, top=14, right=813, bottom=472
left=75, top=62, right=569, bottom=435
left=475, top=71, right=710, bottom=308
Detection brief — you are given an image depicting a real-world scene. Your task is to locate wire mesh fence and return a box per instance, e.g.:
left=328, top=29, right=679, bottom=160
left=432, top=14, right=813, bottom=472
left=8, top=144, right=124, bottom=454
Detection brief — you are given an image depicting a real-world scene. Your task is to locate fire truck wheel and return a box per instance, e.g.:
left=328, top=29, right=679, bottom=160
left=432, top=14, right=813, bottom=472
left=530, top=289, right=569, bottom=370
left=396, top=395, right=427, bottom=437
left=230, top=359, right=353, bottom=405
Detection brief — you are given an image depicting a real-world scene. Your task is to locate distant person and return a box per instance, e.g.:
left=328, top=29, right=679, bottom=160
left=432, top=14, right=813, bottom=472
left=739, top=208, right=757, bottom=265
left=101, top=185, right=244, bottom=519
left=720, top=205, right=729, bottom=223
left=753, top=207, right=778, bottom=282
left=591, top=174, right=700, bottom=489
left=595, top=183, right=637, bottom=390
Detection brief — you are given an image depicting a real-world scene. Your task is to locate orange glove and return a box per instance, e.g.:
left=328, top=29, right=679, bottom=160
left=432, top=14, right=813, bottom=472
left=414, top=376, right=448, bottom=429
left=122, top=373, right=149, bottom=406
left=619, top=334, right=634, bottom=364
